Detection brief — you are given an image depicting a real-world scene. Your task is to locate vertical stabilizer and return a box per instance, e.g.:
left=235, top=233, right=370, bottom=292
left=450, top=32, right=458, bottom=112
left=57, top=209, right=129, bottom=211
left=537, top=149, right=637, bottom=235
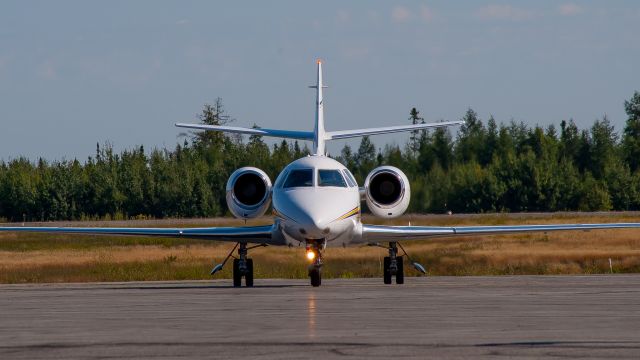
left=177, top=60, right=464, bottom=152
left=312, top=60, right=326, bottom=155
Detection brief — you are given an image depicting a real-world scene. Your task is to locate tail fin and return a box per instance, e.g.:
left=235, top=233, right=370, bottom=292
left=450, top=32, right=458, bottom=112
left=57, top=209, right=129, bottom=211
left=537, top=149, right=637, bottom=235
left=309, top=59, right=327, bottom=155
left=176, top=61, right=463, bottom=155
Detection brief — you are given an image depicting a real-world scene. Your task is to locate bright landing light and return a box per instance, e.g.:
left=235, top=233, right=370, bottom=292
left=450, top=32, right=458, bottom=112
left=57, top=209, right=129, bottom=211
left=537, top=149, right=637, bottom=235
left=306, top=250, right=316, bottom=261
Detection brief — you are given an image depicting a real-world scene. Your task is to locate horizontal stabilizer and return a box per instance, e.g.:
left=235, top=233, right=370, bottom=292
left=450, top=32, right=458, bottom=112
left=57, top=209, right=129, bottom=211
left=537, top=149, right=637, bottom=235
left=326, top=121, right=464, bottom=140
left=175, top=123, right=314, bottom=141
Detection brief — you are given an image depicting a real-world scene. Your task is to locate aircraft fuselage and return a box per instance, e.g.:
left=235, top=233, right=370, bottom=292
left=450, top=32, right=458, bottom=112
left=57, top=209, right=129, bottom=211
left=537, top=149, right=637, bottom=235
left=272, top=155, right=362, bottom=247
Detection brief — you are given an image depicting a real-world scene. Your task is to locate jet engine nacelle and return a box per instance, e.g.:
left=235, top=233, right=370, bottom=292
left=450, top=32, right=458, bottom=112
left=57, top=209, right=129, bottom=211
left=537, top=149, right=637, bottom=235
left=364, top=166, right=410, bottom=219
left=226, top=167, right=272, bottom=219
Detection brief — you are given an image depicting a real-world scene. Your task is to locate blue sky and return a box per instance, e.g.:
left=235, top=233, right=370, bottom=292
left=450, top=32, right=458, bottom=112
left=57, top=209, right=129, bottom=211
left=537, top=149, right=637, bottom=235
left=1, top=1, right=639, bottom=161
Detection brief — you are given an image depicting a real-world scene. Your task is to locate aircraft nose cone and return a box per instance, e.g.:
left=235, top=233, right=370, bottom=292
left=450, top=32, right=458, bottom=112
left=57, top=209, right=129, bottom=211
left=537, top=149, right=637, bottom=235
left=276, top=188, right=353, bottom=239
left=293, top=204, right=332, bottom=238
left=295, top=214, right=330, bottom=238
left=312, top=219, right=331, bottom=235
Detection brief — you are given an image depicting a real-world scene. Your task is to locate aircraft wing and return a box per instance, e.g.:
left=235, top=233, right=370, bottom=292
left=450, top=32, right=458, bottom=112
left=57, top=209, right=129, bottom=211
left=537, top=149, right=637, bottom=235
left=0, top=225, right=281, bottom=245
left=360, top=222, right=640, bottom=243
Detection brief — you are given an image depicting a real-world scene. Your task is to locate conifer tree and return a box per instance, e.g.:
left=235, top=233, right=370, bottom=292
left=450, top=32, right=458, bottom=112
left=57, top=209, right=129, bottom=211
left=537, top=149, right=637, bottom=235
left=622, top=91, right=640, bottom=172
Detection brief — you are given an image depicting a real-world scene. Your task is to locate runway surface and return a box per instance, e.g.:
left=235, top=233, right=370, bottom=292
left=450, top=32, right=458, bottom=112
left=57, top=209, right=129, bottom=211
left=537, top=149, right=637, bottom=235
left=1, top=275, right=640, bottom=359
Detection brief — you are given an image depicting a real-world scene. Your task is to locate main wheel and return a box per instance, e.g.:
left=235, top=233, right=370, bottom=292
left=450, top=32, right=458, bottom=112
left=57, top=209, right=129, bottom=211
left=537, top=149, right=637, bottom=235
left=396, top=256, right=404, bottom=284
left=245, top=259, right=254, bottom=287
left=232, top=259, right=242, bottom=287
left=310, top=268, right=321, bottom=287
left=383, top=257, right=392, bottom=284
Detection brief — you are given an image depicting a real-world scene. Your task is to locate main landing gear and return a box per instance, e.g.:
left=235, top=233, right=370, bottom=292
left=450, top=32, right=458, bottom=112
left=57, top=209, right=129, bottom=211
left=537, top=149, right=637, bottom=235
left=384, top=242, right=404, bottom=284
left=232, top=243, right=253, bottom=287
left=210, top=242, right=266, bottom=287
left=380, top=242, right=427, bottom=285
left=306, top=241, right=324, bottom=287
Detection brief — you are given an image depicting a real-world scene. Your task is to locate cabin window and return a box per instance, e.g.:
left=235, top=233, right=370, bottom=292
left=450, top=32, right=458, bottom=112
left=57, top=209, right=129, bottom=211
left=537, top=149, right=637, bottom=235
left=342, top=169, right=358, bottom=187
left=318, top=169, right=347, bottom=188
left=283, top=169, right=314, bottom=188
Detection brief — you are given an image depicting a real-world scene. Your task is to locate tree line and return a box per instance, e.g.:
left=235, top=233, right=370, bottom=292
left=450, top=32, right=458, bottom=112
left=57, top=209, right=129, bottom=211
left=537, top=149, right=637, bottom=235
left=1, top=93, right=640, bottom=221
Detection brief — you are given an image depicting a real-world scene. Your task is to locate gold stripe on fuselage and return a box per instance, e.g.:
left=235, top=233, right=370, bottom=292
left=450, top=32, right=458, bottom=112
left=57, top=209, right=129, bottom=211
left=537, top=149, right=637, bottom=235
left=335, top=206, right=360, bottom=222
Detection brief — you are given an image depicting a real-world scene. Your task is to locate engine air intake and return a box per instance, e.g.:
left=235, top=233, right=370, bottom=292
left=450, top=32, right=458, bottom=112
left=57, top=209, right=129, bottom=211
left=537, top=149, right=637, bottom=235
left=368, top=171, right=402, bottom=206
left=364, top=166, right=410, bottom=218
left=226, top=167, right=272, bottom=219
left=233, top=173, right=267, bottom=206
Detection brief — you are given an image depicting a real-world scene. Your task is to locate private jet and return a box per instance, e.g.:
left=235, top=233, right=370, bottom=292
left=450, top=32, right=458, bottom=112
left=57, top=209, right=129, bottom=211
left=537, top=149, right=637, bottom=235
left=2, top=60, right=640, bottom=287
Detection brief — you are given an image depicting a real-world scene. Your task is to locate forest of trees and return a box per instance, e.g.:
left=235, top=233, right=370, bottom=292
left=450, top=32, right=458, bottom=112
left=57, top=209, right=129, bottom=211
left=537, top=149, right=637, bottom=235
left=1, top=92, right=640, bottom=222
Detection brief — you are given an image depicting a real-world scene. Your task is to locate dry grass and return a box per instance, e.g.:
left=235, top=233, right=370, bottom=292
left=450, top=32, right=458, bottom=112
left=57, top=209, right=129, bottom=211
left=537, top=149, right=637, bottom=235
left=2, top=212, right=640, bottom=283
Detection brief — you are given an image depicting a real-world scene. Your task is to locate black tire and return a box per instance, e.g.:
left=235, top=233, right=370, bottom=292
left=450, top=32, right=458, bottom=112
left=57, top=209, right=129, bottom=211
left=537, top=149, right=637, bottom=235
left=310, top=268, right=321, bottom=287
left=396, top=256, right=404, bottom=284
left=383, top=257, right=392, bottom=284
left=232, top=259, right=242, bottom=287
left=245, top=259, right=254, bottom=287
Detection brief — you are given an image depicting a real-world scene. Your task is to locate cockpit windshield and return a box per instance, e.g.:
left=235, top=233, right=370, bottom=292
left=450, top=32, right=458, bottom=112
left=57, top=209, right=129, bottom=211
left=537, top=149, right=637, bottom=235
left=318, top=169, right=347, bottom=188
left=342, top=169, right=357, bottom=187
left=283, top=169, right=313, bottom=188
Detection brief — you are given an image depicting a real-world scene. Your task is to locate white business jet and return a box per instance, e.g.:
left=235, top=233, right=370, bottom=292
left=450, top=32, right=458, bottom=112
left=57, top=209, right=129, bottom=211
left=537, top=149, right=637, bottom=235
left=2, top=60, right=640, bottom=287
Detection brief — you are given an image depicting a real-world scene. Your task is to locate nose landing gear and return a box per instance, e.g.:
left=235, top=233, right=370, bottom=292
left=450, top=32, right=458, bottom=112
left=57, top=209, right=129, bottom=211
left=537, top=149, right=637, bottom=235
left=306, top=241, right=324, bottom=287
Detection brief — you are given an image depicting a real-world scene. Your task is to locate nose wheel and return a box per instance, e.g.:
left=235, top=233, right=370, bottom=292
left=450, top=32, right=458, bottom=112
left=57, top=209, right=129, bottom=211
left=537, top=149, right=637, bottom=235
left=309, top=267, right=321, bottom=287
left=306, top=241, right=324, bottom=287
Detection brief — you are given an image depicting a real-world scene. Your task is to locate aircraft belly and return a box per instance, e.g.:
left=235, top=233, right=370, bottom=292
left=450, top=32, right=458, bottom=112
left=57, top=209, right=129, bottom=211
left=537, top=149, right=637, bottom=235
left=277, top=217, right=359, bottom=247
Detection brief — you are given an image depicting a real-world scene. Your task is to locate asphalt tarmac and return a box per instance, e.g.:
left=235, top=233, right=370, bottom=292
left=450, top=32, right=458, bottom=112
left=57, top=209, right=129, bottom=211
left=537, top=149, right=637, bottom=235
left=1, top=275, right=639, bottom=359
